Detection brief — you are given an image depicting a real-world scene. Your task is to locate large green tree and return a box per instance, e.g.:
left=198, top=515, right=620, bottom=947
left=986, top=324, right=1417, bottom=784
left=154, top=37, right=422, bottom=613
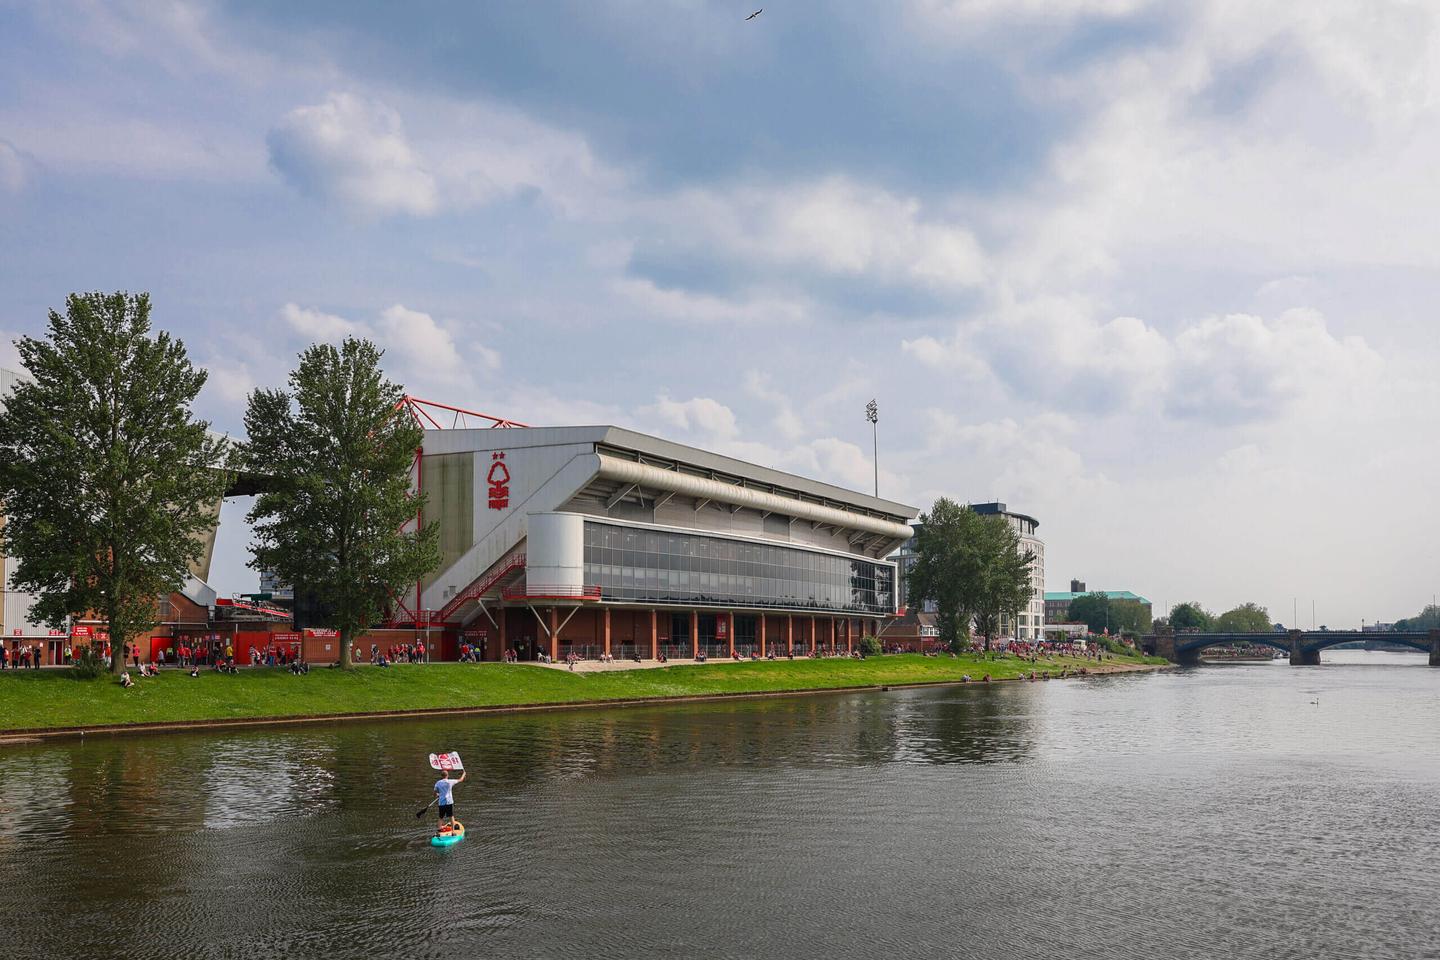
left=1066, top=593, right=1151, bottom=637
left=1215, top=602, right=1271, bottom=633
left=905, top=499, right=1035, bottom=652
left=0, top=292, right=229, bottom=674
left=971, top=513, right=1036, bottom=649
left=905, top=498, right=980, bottom=651
left=244, top=338, right=439, bottom=668
left=1169, top=601, right=1214, bottom=633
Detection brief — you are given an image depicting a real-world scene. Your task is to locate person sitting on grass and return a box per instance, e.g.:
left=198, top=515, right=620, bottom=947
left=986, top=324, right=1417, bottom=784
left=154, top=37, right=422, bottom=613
left=189, top=666, right=200, bottom=678
left=120, top=670, right=134, bottom=687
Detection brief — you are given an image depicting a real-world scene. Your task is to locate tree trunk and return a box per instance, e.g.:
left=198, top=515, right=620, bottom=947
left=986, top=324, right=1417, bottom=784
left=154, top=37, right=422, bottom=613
left=108, top=601, right=124, bottom=675
left=339, top=627, right=355, bottom=670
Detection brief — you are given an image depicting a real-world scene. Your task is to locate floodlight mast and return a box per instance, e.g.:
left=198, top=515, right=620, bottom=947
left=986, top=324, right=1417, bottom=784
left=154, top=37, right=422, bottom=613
left=865, top=399, right=878, bottom=498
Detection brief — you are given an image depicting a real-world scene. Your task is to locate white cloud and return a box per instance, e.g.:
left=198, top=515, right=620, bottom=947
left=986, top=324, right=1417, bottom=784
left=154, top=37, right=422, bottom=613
left=268, top=93, right=438, bottom=216
left=279, top=302, right=358, bottom=341
left=654, top=177, right=988, bottom=293
left=907, top=296, right=1380, bottom=426
left=1166, top=309, right=1380, bottom=423
left=276, top=301, right=500, bottom=396
left=642, top=395, right=740, bottom=439
left=742, top=371, right=804, bottom=442
left=267, top=89, right=620, bottom=218
left=203, top=362, right=256, bottom=408
left=614, top=277, right=810, bottom=327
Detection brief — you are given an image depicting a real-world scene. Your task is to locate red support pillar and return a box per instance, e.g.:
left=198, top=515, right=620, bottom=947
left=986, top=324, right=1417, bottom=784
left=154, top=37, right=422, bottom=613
left=846, top=619, right=854, bottom=654
left=787, top=615, right=794, bottom=656
left=810, top=616, right=817, bottom=655
left=691, top=609, right=699, bottom=659
left=603, top=607, right=612, bottom=657
left=727, top=612, right=735, bottom=657
left=549, top=607, right=559, bottom=662
left=759, top=614, right=766, bottom=658
left=650, top=609, right=658, bottom=660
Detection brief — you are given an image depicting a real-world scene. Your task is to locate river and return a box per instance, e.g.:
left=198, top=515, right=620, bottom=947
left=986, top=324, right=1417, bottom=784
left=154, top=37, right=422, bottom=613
left=3, top=650, right=1439, bottom=959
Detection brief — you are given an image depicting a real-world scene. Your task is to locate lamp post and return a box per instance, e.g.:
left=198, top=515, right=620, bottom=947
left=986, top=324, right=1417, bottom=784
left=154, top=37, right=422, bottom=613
left=865, top=399, right=878, bottom=498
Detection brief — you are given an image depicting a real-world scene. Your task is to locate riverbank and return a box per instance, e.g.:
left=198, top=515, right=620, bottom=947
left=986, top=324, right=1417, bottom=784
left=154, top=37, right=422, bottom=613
left=0, top=653, right=1168, bottom=739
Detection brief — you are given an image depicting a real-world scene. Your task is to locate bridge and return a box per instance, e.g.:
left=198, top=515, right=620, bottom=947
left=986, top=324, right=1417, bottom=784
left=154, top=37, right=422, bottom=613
left=1142, top=629, right=1440, bottom=666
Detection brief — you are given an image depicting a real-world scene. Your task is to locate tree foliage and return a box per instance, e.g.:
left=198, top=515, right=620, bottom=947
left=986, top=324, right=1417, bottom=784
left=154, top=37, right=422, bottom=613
left=1067, top=593, right=1152, bottom=637
left=244, top=338, right=439, bottom=668
left=0, top=292, right=229, bottom=674
left=1394, top=604, right=1440, bottom=632
left=1214, top=602, right=1271, bottom=633
left=905, top=498, right=1036, bottom=652
left=1169, top=601, right=1214, bottom=633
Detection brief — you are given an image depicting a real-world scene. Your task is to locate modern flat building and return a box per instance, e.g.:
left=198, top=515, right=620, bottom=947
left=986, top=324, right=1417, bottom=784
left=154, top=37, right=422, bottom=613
left=399, top=425, right=918, bottom=660
left=971, top=502, right=1045, bottom=641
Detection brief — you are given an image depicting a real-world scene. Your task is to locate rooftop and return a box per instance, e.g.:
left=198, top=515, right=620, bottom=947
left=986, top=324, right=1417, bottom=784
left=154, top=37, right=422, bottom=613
left=421, top=423, right=919, bottom=521
left=1045, top=590, right=1151, bottom=604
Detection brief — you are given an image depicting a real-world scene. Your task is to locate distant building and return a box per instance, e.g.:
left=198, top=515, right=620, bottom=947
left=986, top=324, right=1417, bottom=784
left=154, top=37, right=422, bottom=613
left=1044, top=588, right=1151, bottom=623
left=971, top=503, right=1045, bottom=641
left=894, top=501, right=1045, bottom=641
left=258, top=568, right=295, bottom=602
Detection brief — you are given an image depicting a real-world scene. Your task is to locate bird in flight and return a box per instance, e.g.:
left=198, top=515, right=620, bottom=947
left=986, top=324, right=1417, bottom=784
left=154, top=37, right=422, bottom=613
left=746, top=9, right=763, bottom=20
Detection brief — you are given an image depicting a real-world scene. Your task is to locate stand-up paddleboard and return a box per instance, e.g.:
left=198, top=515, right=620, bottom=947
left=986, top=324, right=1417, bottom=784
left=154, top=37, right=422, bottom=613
left=427, top=752, right=466, bottom=847
left=431, top=820, right=465, bottom=847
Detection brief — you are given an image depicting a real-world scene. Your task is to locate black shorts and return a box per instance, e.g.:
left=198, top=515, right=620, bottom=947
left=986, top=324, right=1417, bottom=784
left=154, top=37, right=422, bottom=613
left=438, top=803, right=454, bottom=818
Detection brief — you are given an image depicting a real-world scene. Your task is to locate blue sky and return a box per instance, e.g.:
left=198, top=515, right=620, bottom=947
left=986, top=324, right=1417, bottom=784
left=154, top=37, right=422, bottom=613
left=2, top=0, right=1438, bottom=626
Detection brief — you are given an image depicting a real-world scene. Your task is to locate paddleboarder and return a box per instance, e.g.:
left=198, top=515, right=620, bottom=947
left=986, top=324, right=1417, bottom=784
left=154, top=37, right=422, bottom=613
left=435, top=767, right=467, bottom=833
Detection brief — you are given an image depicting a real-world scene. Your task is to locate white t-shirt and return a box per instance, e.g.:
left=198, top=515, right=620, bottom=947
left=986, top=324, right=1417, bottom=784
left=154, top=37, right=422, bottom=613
left=435, top=778, right=455, bottom=805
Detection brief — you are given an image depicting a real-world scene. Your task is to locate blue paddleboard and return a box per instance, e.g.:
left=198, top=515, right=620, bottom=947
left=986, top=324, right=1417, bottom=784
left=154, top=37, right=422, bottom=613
left=431, top=821, right=465, bottom=847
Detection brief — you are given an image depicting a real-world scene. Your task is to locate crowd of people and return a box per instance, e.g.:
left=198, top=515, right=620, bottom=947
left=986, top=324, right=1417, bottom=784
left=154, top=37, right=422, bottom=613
left=1, top=643, right=48, bottom=669
left=368, top=641, right=427, bottom=666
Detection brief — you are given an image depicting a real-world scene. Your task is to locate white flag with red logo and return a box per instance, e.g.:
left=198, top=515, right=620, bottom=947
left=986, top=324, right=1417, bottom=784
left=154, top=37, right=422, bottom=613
left=429, top=751, right=464, bottom=771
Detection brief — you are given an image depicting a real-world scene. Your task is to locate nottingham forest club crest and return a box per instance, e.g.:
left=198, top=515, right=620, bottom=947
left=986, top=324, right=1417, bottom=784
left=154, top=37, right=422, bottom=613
left=487, top=452, right=511, bottom=510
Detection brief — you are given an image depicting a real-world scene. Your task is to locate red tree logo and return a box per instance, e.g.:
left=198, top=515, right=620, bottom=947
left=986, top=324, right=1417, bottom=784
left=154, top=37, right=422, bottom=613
left=487, top=452, right=511, bottom=510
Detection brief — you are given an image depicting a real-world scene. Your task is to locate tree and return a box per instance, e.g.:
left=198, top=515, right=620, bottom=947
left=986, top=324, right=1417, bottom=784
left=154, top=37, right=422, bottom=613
left=1067, top=593, right=1111, bottom=633
left=1109, top=600, right=1152, bottom=637
left=1169, top=601, right=1214, bottom=633
left=0, top=292, right=229, bottom=674
left=1214, top=602, right=1271, bottom=633
left=905, top=499, right=1035, bottom=652
left=1066, top=593, right=1152, bottom=637
left=1395, top=604, right=1440, bottom=632
left=244, top=337, right=439, bottom=669
left=972, top=513, right=1036, bottom=649
left=905, top=498, right=981, bottom=652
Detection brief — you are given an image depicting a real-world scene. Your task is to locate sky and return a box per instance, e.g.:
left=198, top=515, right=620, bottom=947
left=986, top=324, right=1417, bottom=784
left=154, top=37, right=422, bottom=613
left=1, top=0, right=1437, bottom=628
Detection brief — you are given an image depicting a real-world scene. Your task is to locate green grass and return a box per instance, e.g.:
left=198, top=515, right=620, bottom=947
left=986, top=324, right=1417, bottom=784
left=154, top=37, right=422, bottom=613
left=0, top=652, right=1167, bottom=733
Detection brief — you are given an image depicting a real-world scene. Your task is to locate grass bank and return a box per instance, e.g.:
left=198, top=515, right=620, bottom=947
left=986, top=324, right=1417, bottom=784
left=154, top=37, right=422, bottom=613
left=0, top=652, right=1168, bottom=736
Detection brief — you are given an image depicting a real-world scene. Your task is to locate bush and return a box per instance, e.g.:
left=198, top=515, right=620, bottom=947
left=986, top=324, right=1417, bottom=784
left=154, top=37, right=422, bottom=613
left=70, top=645, right=109, bottom=679
left=1094, top=635, right=1130, bottom=656
left=859, top=635, right=882, bottom=657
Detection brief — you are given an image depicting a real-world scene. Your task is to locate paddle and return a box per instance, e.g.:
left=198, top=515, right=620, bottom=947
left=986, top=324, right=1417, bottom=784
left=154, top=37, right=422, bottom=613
left=415, top=795, right=438, bottom=819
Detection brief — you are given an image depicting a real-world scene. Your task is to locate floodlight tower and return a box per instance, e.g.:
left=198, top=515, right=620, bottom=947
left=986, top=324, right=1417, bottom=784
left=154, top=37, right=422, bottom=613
left=865, top=399, right=879, bottom=498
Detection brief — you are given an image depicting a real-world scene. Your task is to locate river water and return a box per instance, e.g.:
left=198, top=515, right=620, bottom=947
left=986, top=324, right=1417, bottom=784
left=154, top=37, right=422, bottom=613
left=3, top=651, right=1439, bottom=960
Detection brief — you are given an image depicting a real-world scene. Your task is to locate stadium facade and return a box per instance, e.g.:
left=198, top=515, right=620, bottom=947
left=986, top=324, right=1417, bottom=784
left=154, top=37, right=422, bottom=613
left=402, top=425, right=918, bottom=660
